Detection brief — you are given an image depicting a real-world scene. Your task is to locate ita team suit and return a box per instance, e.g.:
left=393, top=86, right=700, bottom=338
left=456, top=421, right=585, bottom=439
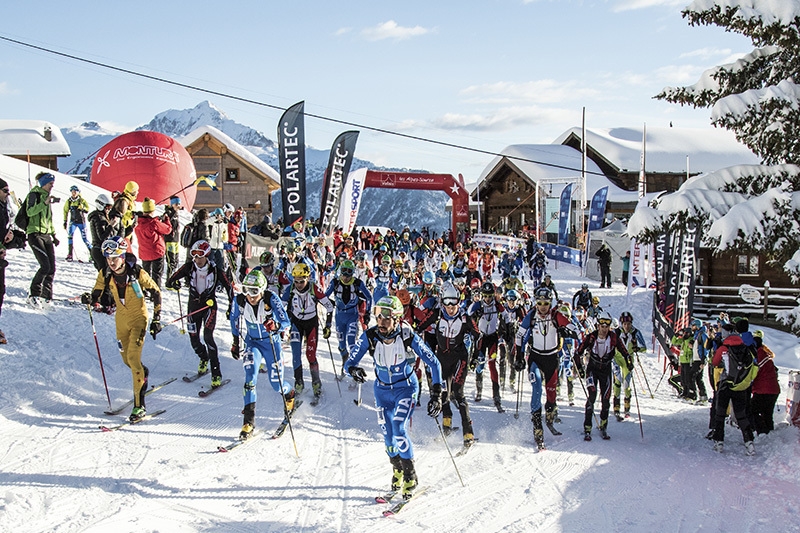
left=344, top=322, right=443, bottom=460
left=229, top=290, right=292, bottom=408
left=324, top=276, right=372, bottom=366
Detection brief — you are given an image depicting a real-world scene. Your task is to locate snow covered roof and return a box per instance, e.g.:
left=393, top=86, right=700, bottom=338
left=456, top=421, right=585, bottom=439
left=0, top=120, right=71, bottom=157
left=475, top=144, right=646, bottom=203
left=553, top=126, right=760, bottom=174
left=178, top=125, right=280, bottom=185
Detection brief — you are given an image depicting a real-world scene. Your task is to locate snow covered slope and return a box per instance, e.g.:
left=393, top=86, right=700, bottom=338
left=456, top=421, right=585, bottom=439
left=1, top=244, right=799, bottom=532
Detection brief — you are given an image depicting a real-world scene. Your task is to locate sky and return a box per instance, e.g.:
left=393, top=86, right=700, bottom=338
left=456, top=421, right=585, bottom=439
left=0, top=0, right=754, bottom=182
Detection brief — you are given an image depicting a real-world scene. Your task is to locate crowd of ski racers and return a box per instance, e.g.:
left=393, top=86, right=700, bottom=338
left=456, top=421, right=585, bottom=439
left=6, top=178, right=775, bottom=500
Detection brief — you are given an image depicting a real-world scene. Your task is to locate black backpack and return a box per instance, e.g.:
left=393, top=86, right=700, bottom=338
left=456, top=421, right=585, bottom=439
left=180, top=222, right=196, bottom=248
left=723, top=342, right=758, bottom=391
left=14, top=191, right=38, bottom=230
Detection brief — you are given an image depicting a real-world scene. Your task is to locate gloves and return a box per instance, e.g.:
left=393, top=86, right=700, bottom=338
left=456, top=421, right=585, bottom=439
left=323, top=326, right=331, bottom=339
left=263, top=319, right=278, bottom=332
left=577, top=367, right=586, bottom=379
left=226, top=306, right=231, bottom=320
left=348, top=366, right=367, bottom=383
left=231, top=338, right=241, bottom=360
left=626, top=357, right=634, bottom=371
left=469, top=354, right=479, bottom=371
left=514, top=352, right=527, bottom=371
left=80, top=292, right=93, bottom=305
left=168, top=280, right=181, bottom=291
left=558, top=326, right=578, bottom=339
left=53, top=236, right=60, bottom=247
left=63, top=221, right=67, bottom=230
left=149, top=318, right=162, bottom=340
left=427, top=383, right=442, bottom=417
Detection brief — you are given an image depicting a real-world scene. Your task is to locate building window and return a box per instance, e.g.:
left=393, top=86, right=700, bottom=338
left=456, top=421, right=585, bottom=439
left=225, top=168, right=240, bottom=182
left=736, top=255, right=759, bottom=276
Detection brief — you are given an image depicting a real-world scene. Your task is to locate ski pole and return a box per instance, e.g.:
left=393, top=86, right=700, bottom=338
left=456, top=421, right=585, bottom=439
left=434, top=415, right=466, bottom=487
left=87, top=303, right=112, bottom=409
left=325, top=335, right=342, bottom=397
left=631, top=365, right=644, bottom=440
left=268, top=334, right=299, bottom=458
left=168, top=299, right=214, bottom=325
left=654, top=364, right=670, bottom=395
left=177, top=288, right=186, bottom=335
left=636, top=355, right=654, bottom=398
left=354, top=382, right=362, bottom=406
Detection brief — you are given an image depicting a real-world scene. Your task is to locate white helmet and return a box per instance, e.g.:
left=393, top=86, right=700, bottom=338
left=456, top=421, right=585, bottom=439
left=223, top=203, right=235, bottom=213
left=95, top=193, right=112, bottom=210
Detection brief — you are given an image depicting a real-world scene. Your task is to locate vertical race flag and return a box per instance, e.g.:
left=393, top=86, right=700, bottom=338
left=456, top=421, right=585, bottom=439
left=557, top=183, right=573, bottom=246
left=586, top=186, right=609, bottom=233
left=278, top=101, right=306, bottom=229
left=338, top=167, right=367, bottom=234
left=319, top=131, right=359, bottom=235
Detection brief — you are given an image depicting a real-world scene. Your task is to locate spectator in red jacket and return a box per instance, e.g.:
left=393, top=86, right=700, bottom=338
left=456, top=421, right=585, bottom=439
left=751, top=330, right=781, bottom=435
left=134, top=198, right=172, bottom=288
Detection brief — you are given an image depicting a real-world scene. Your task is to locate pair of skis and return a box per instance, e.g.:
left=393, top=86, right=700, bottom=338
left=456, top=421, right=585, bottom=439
left=375, top=487, right=427, bottom=516
left=183, top=372, right=232, bottom=397
left=217, top=400, right=304, bottom=452
left=102, top=377, right=177, bottom=416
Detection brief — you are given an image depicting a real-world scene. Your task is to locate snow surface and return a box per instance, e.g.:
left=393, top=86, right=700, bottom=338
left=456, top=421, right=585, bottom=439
left=1, top=247, right=799, bottom=532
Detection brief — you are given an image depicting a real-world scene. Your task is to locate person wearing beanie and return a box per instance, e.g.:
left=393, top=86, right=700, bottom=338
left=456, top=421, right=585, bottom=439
left=163, top=196, right=182, bottom=281
left=63, top=185, right=92, bottom=261
left=133, top=198, right=172, bottom=288
left=109, top=180, right=139, bottom=238
left=24, top=172, right=59, bottom=308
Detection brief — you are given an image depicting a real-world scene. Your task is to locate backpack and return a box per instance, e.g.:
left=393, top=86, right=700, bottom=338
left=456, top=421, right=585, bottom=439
left=724, top=343, right=758, bottom=391
left=14, top=191, right=38, bottom=231
left=180, top=222, right=196, bottom=248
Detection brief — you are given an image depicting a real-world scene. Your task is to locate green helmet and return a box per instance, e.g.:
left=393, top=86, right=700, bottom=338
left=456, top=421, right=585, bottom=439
left=242, top=270, right=267, bottom=295
left=375, top=295, right=404, bottom=318
left=259, top=251, right=275, bottom=265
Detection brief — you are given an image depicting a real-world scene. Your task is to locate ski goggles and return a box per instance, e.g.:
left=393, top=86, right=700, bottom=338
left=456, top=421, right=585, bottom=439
left=376, top=307, right=398, bottom=319
left=190, top=248, right=208, bottom=258
left=535, top=299, right=551, bottom=306
left=294, top=277, right=308, bottom=283
left=340, top=268, right=354, bottom=277
left=242, top=285, right=262, bottom=297
left=442, top=297, right=459, bottom=307
left=598, top=318, right=613, bottom=326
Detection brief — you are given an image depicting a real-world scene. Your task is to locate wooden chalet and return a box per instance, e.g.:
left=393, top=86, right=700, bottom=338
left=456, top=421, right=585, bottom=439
left=0, top=120, right=71, bottom=171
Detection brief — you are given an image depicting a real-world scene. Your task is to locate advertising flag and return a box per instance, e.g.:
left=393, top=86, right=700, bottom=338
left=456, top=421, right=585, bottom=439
left=278, top=101, right=306, bottom=230
left=319, top=131, right=359, bottom=235
left=558, top=183, right=573, bottom=245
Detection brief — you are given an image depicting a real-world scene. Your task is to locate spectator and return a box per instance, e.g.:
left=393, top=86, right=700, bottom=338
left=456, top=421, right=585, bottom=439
left=134, top=198, right=172, bottom=288
left=596, top=243, right=612, bottom=288
left=24, top=172, right=59, bottom=308
left=163, top=196, right=182, bottom=280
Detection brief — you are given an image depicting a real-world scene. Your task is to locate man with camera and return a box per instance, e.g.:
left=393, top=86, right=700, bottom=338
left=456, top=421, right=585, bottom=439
left=24, top=172, right=60, bottom=308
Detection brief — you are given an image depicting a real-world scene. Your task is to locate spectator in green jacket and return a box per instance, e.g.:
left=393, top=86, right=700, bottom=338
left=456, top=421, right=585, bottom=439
left=671, top=327, right=695, bottom=401
left=25, top=172, right=59, bottom=308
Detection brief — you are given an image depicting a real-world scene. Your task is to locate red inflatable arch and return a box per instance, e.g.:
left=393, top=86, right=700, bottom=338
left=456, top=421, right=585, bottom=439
left=363, top=170, right=470, bottom=238
left=90, top=131, right=197, bottom=209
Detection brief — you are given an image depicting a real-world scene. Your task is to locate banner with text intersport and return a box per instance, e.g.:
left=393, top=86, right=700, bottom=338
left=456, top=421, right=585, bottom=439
left=652, top=223, right=700, bottom=356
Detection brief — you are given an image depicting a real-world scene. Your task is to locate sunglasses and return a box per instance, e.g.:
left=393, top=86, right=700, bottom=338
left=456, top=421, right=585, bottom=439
left=294, top=277, right=308, bottom=283
left=243, top=286, right=261, bottom=297
left=1, top=188, right=8, bottom=194
left=442, top=298, right=459, bottom=306
left=598, top=319, right=612, bottom=326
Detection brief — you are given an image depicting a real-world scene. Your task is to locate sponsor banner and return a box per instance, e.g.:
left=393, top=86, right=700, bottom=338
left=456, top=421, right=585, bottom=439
left=472, top=233, right=526, bottom=253
left=673, top=222, right=699, bottom=331
left=558, top=183, right=573, bottom=246
left=278, top=101, right=306, bottom=229
left=319, top=130, right=359, bottom=235
left=338, top=168, right=366, bottom=234
left=542, top=243, right=583, bottom=266
left=586, top=186, right=609, bottom=233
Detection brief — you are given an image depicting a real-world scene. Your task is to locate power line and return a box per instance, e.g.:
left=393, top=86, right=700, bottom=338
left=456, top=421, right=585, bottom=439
left=0, top=33, right=608, bottom=178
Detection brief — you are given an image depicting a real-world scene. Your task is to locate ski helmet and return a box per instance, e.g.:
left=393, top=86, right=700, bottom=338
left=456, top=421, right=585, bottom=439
left=292, top=263, right=311, bottom=279
left=534, top=287, right=552, bottom=301
left=505, top=289, right=520, bottom=301
left=123, top=181, right=139, bottom=197
left=70, top=185, right=80, bottom=193
left=339, top=259, right=355, bottom=277
left=259, top=250, right=275, bottom=266
left=190, top=240, right=211, bottom=258
left=95, top=193, right=112, bottom=210
left=242, top=270, right=268, bottom=296
left=481, top=281, right=495, bottom=296
left=101, top=236, right=128, bottom=258
left=619, top=311, right=633, bottom=323
left=596, top=310, right=613, bottom=325
left=355, top=250, right=366, bottom=262
left=441, top=282, right=460, bottom=305
left=223, top=203, right=235, bottom=213
left=375, top=295, right=404, bottom=318
left=422, top=271, right=435, bottom=285
left=396, top=288, right=412, bottom=306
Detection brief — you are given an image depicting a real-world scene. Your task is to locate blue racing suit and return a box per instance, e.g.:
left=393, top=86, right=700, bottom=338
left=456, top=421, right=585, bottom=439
left=325, top=276, right=372, bottom=364
left=344, top=322, right=443, bottom=460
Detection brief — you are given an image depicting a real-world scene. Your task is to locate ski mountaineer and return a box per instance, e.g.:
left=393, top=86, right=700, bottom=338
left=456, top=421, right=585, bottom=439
left=88, top=193, right=119, bottom=272
left=281, top=262, right=334, bottom=400
left=63, top=185, right=92, bottom=262
left=82, top=236, right=162, bottom=421
left=499, top=289, right=526, bottom=392
left=514, top=286, right=578, bottom=450
left=166, top=240, right=233, bottom=388
left=573, top=310, right=632, bottom=441
left=468, top=281, right=506, bottom=411
left=325, top=259, right=373, bottom=376
left=252, top=251, right=282, bottom=294
left=343, top=295, right=444, bottom=500
left=228, top=270, right=296, bottom=440
left=612, top=311, right=647, bottom=420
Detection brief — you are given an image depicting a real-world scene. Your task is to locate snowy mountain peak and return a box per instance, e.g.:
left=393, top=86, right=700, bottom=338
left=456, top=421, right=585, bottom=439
left=138, top=100, right=274, bottom=150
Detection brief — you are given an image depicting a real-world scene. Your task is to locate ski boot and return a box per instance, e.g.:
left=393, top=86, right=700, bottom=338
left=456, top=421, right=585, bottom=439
left=198, top=359, right=209, bottom=375
left=463, top=433, right=475, bottom=449
left=442, top=416, right=453, bottom=437
left=284, top=390, right=296, bottom=415
left=545, top=408, right=562, bottom=436
left=129, top=406, right=146, bottom=422
left=583, top=425, right=592, bottom=441
left=744, top=441, right=755, bottom=456
left=390, top=455, right=403, bottom=491
left=475, top=373, right=483, bottom=402
left=712, top=440, right=724, bottom=453
left=211, top=375, right=222, bottom=388
left=66, top=244, right=73, bottom=262
left=532, top=411, right=545, bottom=450
left=400, top=457, right=418, bottom=500
left=312, top=382, right=322, bottom=402
left=599, top=420, right=610, bottom=440
left=294, top=381, right=305, bottom=395
left=240, top=403, right=256, bottom=440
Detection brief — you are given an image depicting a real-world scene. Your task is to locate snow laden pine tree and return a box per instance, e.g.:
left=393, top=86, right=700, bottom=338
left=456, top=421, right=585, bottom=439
left=629, top=0, right=800, bottom=331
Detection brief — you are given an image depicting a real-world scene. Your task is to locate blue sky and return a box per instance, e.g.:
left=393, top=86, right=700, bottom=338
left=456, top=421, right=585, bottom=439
left=0, top=0, right=751, bottom=180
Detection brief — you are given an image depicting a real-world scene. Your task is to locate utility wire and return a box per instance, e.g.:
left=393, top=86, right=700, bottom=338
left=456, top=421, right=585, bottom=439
left=0, top=33, right=608, bottom=178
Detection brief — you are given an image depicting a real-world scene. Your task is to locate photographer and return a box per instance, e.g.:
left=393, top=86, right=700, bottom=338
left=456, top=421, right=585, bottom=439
left=24, top=172, right=59, bottom=308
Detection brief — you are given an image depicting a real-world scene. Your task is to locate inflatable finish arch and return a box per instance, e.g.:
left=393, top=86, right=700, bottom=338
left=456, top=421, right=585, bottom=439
left=362, top=170, right=470, bottom=237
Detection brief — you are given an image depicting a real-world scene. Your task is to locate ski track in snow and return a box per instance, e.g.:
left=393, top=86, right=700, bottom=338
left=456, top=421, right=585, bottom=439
left=1, top=249, right=799, bottom=532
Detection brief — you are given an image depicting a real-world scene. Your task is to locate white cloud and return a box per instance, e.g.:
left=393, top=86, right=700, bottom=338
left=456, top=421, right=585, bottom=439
left=653, top=64, right=706, bottom=84
left=0, top=82, right=17, bottom=95
left=422, top=106, right=575, bottom=132
left=679, top=47, right=732, bottom=60
left=334, top=27, right=351, bottom=37
left=360, top=20, right=432, bottom=42
left=459, top=79, right=600, bottom=105
left=612, top=0, right=685, bottom=12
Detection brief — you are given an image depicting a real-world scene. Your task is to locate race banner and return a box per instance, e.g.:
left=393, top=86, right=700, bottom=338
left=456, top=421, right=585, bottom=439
left=558, top=183, right=573, bottom=245
left=672, top=222, right=699, bottom=332
left=472, top=233, right=526, bottom=253
left=278, top=101, right=306, bottom=230
left=319, top=130, right=359, bottom=235
left=338, top=167, right=367, bottom=234
left=543, top=243, right=583, bottom=266
left=586, top=186, right=609, bottom=233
